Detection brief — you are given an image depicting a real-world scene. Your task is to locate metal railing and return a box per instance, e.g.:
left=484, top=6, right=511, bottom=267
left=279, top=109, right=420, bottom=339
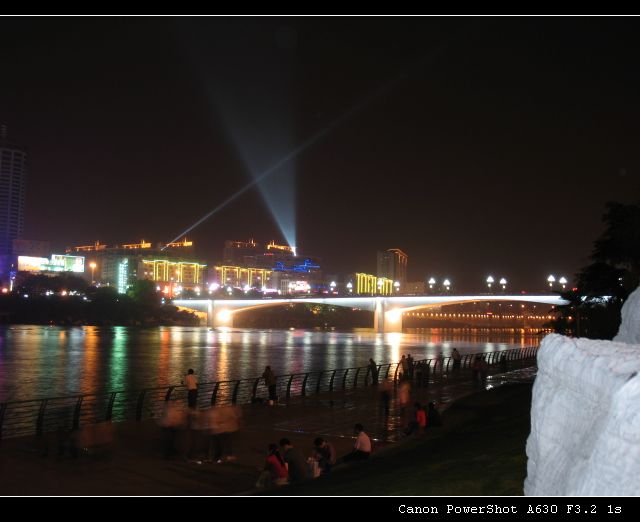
left=0, top=346, right=538, bottom=440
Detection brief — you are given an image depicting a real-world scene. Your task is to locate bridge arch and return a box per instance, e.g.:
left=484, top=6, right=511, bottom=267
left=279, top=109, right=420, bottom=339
left=173, top=295, right=567, bottom=332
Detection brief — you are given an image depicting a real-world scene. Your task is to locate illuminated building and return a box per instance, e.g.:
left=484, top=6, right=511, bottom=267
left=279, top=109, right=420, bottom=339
left=214, top=265, right=273, bottom=289
left=218, top=239, right=322, bottom=294
left=17, top=254, right=84, bottom=273
left=67, top=239, right=204, bottom=294
left=222, top=239, right=259, bottom=265
left=0, top=125, right=27, bottom=278
left=356, top=273, right=393, bottom=295
left=377, top=248, right=408, bottom=287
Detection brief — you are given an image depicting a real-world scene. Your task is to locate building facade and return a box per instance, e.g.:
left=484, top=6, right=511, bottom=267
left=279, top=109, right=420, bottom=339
left=377, top=248, right=408, bottom=288
left=0, top=125, right=27, bottom=279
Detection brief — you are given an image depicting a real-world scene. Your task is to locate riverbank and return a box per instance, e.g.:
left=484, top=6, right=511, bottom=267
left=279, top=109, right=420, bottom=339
left=278, top=382, right=532, bottom=496
left=0, top=379, right=533, bottom=495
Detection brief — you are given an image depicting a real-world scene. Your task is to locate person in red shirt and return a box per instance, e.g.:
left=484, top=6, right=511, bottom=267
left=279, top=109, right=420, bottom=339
left=264, top=443, right=288, bottom=486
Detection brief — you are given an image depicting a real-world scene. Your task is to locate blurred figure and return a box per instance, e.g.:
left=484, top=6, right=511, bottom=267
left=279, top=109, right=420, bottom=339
left=405, top=402, right=427, bottom=435
left=72, top=421, right=115, bottom=459
left=406, top=353, right=414, bottom=381
left=368, top=358, right=378, bottom=385
left=479, top=356, right=488, bottom=387
left=398, top=379, right=411, bottom=416
left=208, top=404, right=241, bottom=463
left=379, top=379, right=392, bottom=414
left=262, top=366, right=277, bottom=404
left=427, top=401, right=442, bottom=427
left=471, top=355, right=482, bottom=386
left=158, top=400, right=186, bottom=459
left=452, top=348, right=462, bottom=370
left=313, top=437, right=336, bottom=475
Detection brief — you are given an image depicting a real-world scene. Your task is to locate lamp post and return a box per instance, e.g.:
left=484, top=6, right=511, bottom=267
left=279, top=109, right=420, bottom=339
left=486, top=275, right=494, bottom=292
left=443, top=279, right=451, bottom=293
left=330, top=281, right=337, bottom=294
left=89, top=262, right=97, bottom=285
left=499, top=277, right=507, bottom=293
left=346, top=281, right=353, bottom=294
left=428, top=277, right=436, bottom=293
left=559, top=276, right=567, bottom=290
left=547, top=274, right=555, bottom=290
left=394, top=281, right=400, bottom=294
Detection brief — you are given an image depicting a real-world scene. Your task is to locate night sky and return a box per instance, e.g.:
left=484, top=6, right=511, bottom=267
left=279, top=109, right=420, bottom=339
left=1, top=17, right=639, bottom=292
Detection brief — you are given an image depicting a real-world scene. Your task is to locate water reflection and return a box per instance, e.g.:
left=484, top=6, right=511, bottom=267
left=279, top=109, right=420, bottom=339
left=0, top=325, right=545, bottom=401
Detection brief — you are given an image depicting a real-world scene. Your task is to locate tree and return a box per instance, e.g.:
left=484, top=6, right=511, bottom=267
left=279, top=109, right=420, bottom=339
left=592, top=201, right=640, bottom=292
left=551, top=201, right=640, bottom=340
left=127, top=279, right=161, bottom=307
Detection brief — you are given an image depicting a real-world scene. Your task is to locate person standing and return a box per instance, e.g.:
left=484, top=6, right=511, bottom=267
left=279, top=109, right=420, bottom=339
left=184, top=369, right=198, bottom=409
left=368, top=358, right=379, bottom=385
left=262, top=365, right=277, bottom=404
left=452, top=348, right=462, bottom=370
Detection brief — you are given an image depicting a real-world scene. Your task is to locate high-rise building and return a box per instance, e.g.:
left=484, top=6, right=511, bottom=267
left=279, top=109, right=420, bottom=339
left=0, top=125, right=27, bottom=279
left=376, top=248, right=408, bottom=288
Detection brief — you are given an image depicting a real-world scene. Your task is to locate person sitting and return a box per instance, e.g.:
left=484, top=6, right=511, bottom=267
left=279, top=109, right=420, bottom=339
left=405, top=402, right=427, bottom=435
left=279, top=438, right=307, bottom=485
left=256, top=443, right=288, bottom=488
left=342, top=423, right=371, bottom=462
left=313, top=437, right=337, bottom=474
left=427, top=401, right=442, bottom=427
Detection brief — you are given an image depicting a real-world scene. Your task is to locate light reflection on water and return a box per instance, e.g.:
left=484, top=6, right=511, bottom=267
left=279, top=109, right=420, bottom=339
left=0, top=325, right=546, bottom=401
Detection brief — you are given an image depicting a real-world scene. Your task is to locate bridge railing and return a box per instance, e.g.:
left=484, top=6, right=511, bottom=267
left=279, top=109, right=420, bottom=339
left=0, top=346, right=538, bottom=440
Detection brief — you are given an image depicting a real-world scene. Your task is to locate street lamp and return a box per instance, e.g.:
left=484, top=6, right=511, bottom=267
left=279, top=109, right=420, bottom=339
left=330, top=281, right=337, bottom=294
left=346, top=281, right=353, bottom=294
left=89, top=262, right=97, bottom=285
left=499, top=277, right=507, bottom=292
left=559, top=276, right=567, bottom=290
left=394, top=281, right=400, bottom=294
left=486, top=275, right=494, bottom=292
left=547, top=274, right=555, bottom=290
left=428, top=277, right=436, bottom=292
left=443, top=279, right=451, bottom=292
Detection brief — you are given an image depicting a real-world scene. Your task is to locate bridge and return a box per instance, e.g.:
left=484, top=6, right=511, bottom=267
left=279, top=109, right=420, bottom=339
left=173, top=295, right=568, bottom=333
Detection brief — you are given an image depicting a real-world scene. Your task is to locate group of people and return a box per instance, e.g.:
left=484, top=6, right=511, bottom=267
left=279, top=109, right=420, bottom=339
left=175, top=355, right=460, bottom=489
left=404, top=401, right=442, bottom=435
left=256, top=436, right=338, bottom=488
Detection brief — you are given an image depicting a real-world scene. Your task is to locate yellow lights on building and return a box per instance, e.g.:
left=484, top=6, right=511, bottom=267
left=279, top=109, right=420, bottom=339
left=164, top=238, right=193, bottom=248
left=122, top=240, right=152, bottom=249
left=141, top=259, right=206, bottom=284
left=215, top=265, right=272, bottom=288
left=70, top=241, right=107, bottom=252
left=266, top=240, right=294, bottom=254
left=230, top=239, right=256, bottom=248
left=356, top=273, right=393, bottom=295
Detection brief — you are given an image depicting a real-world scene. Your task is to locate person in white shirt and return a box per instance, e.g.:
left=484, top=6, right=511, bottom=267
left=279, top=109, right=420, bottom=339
left=343, top=423, right=371, bottom=462
left=184, top=369, right=198, bottom=409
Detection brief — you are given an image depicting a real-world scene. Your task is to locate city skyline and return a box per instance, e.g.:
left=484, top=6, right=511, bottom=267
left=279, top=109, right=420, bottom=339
left=1, top=17, right=639, bottom=290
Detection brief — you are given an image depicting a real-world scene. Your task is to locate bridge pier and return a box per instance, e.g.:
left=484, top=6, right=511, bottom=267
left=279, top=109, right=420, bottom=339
left=211, top=302, right=234, bottom=329
left=374, top=298, right=403, bottom=333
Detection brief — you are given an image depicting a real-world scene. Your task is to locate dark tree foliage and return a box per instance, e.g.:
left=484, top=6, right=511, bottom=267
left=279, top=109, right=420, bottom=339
left=550, top=201, right=640, bottom=340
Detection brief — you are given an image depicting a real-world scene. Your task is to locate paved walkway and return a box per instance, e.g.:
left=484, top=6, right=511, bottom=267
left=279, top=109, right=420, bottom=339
left=0, top=360, right=536, bottom=495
